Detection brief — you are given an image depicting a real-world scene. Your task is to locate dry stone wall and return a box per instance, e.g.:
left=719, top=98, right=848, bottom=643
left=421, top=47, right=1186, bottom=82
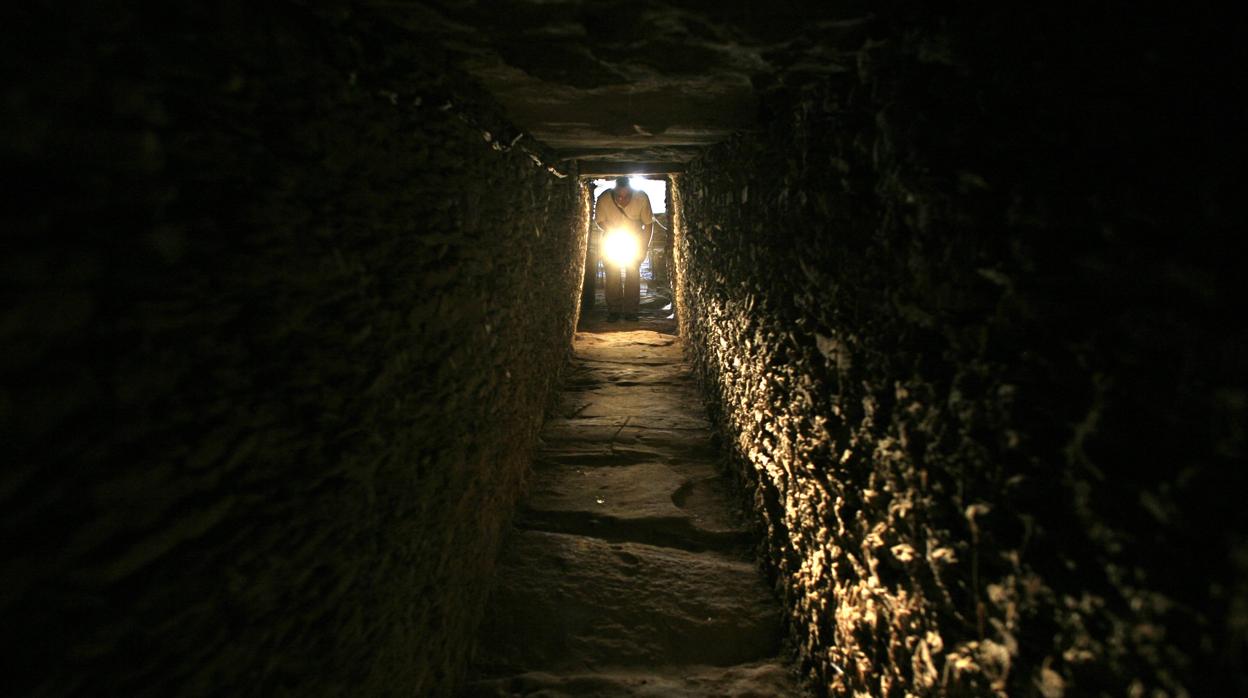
left=2, top=3, right=585, bottom=695
left=673, top=7, right=1243, bottom=697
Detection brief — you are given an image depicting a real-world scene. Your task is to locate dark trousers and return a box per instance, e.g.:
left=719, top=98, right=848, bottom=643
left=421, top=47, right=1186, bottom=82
left=603, top=262, right=641, bottom=314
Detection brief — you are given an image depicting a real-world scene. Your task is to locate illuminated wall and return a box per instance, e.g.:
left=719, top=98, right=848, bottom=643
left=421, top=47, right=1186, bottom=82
left=672, top=8, right=1241, bottom=695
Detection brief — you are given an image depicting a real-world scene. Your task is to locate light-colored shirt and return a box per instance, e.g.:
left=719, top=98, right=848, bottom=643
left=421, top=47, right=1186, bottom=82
left=595, top=189, right=653, bottom=234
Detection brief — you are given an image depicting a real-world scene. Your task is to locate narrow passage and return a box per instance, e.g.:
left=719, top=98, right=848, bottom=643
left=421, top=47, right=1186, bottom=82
left=465, top=314, right=797, bottom=696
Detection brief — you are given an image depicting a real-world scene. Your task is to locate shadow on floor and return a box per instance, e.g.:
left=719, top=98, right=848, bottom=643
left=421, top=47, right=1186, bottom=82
left=579, top=279, right=677, bottom=336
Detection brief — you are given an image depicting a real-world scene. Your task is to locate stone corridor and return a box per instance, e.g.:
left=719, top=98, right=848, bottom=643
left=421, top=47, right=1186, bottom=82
left=6, top=3, right=1242, bottom=696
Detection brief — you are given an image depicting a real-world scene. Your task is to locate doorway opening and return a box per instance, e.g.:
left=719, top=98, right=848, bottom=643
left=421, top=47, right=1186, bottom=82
left=581, top=177, right=674, bottom=327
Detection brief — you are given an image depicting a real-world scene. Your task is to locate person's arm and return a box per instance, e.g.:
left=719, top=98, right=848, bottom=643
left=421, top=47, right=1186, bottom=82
left=640, top=194, right=655, bottom=251
left=593, top=193, right=612, bottom=260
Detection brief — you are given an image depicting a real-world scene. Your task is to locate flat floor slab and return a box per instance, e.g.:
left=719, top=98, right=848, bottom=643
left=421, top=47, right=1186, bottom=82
left=562, top=386, right=710, bottom=425
left=565, top=359, right=693, bottom=388
left=473, top=530, right=784, bottom=675
left=463, top=661, right=797, bottom=697
left=572, top=331, right=683, bottom=366
left=520, top=461, right=749, bottom=551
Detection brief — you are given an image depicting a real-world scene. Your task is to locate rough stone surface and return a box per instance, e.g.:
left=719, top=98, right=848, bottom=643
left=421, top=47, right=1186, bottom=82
left=409, top=1, right=876, bottom=165
left=519, top=460, right=750, bottom=551
left=466, top=324, right=799, bottom=696
left=671, top=8, right=1244, bottom=698
left=473, top=530, right=781, bottom=670
left=2, top=4, right=586, bottom=696
left=5, top=2, right=1242, bottom=696
left=466, top=661, right=797, bottom=698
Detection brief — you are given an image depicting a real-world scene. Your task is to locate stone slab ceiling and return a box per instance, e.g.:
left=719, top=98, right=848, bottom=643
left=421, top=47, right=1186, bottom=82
left=403, top=0, right=871, bottom=169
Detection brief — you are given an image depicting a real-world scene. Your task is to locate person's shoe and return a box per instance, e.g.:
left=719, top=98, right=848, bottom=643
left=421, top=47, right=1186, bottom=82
left=607, top=312, right=620, bottom=322
left=624, top=313, right=638, bottom=321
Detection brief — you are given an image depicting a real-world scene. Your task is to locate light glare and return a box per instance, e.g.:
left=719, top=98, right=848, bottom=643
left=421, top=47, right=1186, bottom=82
left=603, top=228, right=642, bottom=266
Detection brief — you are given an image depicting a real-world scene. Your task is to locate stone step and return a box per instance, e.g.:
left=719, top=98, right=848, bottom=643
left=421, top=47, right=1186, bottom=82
left=538, top=442, right=717, bottom=466
left=471, top=530, right=785, bottom=677
left=559, top=390, right=711, bottom=424
left=518, top=461, right=751, bottom=553
left=541, top=417, right=718, bottom=454
left=564, top=359, right=693, bottom=388
left=462, top=660, right=797, bottom=697
left=572, top=333, right=684, bottom=365
left=515, top=509, right=753, bottom=555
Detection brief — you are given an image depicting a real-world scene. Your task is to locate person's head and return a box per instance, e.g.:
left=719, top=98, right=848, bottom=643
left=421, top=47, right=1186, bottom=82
left=614, top=176, right=632, bottom=203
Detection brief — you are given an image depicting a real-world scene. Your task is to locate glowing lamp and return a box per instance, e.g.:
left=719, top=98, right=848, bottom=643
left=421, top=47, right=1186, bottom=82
left=602, top=228, right=642, bottom=266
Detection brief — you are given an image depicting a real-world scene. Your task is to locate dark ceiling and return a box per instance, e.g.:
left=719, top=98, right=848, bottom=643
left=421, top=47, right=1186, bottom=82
left=405, top=0, right=874, bottom=172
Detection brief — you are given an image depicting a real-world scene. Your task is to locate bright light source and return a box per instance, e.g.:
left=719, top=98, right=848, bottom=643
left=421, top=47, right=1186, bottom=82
left=602, top=228, right=642, bottom=266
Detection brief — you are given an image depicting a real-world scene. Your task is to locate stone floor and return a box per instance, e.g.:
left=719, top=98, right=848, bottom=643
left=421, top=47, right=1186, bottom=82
left=463, top=301, right=799, bottom=697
